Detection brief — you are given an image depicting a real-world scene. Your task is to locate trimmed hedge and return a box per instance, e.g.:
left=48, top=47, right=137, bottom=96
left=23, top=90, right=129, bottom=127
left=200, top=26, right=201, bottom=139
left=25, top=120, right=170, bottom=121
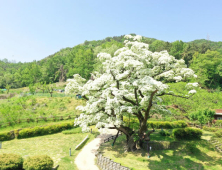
left=0, top=153, right=23, bottom=170
left=147, top=121, right=187, bottom=129
left=23, top=155, right=53, bottom=170
left=17, top=122, right=74, bottom=139
left=173, top=127, right=202, bottom=140
left=62, top=127, right=82, bottom=134
left=0, top=131, right=14, bottom=141
left=203, top=126, right=219, bottom=132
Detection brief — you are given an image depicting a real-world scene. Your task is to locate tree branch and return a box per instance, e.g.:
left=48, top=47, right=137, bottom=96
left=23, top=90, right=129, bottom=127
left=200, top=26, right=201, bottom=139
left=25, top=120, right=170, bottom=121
left=82, top=95, right=89, bottom=100
left=157, top=93, right=195, bottom=99
left=138, top=90, right=144, bottom=98
left=144, top=89, right=158, bottom=121
left=122, top=96, right=137, bottom=105
left=134, top=88, right=139, bottom=106
left=110, top=70, right=119, bottom=89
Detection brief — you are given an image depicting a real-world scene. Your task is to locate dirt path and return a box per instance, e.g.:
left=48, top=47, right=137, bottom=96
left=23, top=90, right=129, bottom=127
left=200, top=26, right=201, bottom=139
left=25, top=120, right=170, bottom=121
left=75, top=129, right=117, bottom=170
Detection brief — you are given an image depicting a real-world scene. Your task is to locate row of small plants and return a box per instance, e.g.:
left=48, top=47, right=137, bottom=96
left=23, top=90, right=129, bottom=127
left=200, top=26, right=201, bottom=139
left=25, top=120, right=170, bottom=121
left=159, top=127, right=203, bottom=140
left=147, top=120, right=188, bottom=129
left=0, top=121, right=75, bottom=141
left=128, top=120, right=188, bottom=129
left=0, top=153, right=53, bottom=170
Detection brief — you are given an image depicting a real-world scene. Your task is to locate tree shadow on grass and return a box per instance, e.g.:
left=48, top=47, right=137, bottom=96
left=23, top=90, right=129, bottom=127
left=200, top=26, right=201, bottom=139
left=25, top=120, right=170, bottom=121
left=147, top=140, right=222, bottom=170
left=100, top=137, right=222, bottom=170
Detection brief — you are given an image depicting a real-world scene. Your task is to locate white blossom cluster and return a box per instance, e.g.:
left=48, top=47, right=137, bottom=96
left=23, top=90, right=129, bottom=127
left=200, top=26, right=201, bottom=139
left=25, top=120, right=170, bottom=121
left=65, top=34, right=197, bottom=132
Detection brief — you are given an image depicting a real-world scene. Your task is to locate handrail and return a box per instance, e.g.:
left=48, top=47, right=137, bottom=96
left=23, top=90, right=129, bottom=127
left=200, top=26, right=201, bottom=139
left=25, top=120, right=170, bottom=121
left=75, top=135, right=88, bottom=150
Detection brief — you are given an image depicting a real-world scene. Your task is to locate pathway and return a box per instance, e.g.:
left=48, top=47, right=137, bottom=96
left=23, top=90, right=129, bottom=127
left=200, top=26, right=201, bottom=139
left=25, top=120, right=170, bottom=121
left=75, top=128, right=117, bottom=170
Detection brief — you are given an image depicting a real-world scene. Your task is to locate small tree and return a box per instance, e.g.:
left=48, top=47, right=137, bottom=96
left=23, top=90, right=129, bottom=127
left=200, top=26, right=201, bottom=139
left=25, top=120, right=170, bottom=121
left=46, top=83, right=56, bottom=97
left=29, top=84, right=36, bottom=95
left=6, top=84, right=10, bottom=94
left=36, top=82, right=47, bottom=93
left=65, top=34, right=198, bottom=151
left=189, top=109, right=215, bottom=128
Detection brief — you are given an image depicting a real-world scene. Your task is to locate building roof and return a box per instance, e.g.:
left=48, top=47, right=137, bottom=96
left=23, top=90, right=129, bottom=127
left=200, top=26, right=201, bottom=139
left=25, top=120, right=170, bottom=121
left=216, top=109, right=222, bottom=113
left=215, top=109, right=222, bottom=115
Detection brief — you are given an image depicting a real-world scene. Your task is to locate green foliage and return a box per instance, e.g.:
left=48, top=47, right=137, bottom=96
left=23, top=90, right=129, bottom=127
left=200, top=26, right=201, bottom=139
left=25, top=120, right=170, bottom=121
left=159, top=130, right=171, bottom=136
left=17, top=122, right=74, bottom=139
left=172, top=127, right=202, bottom=140
left=62, top=127, right=81, bottom=134
left=29, top=84, right=36, bottom=95
left=202, top=126, right=219, bottom=132
left=0, top=131, right=14, bottom=141
left=23, top=155, right=53, bottom=170
left=185, top=142, right=197, bottom=154
left=0, top=153, right=23, bottom=170
left=147, top=121, right=187, bottom=129
left=189, top=109, right=215, bottom=125
left=1, top=35, right=222, bottom=89
left=214, top=129, right=222, bottom=138
left=162, top=82, right=222, bottom=115
left=190, top=50, right=222, bottom=88
left=5, top=84, right=10, bottom=94
left=213, top=120, right=222, bottom=127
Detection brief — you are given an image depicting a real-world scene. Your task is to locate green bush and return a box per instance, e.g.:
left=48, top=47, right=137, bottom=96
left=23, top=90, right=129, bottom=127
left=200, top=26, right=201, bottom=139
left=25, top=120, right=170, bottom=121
left=147, top=121, right=187, bottom=129
left=203, top=126, right=219, bottom=132
left=23, top=155, right=53, bottom=170
left=214, top=129, right=222, bottom=138
left=173, top=127, right=202, bottom=140
left=0, top=153, right=23, bottom=170
left=0, top=131, right=14, bottom=141
left=18, top=122, right=74, bottom=139
left=62, top=127, right=82, bottom=134
left=214, top=120, right=222, bottom=127
left=159, top=130, right=171, bottom=136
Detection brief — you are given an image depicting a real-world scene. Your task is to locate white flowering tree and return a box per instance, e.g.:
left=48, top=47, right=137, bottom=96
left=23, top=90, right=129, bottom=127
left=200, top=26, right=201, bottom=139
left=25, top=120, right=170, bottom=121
left=65, top=35, right=198, bottom=151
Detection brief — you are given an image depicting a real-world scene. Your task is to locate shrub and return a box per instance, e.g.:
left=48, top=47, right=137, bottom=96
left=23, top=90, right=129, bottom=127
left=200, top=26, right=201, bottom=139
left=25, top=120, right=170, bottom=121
left=0, top=153, right=23, bottom=170
left=173, top=127, right=202, bottom=140
left=62, top=127, right=82, bottom=134
left=147, top=121, right=187, bottom=129
left=159, top=130, right=171, bottom=136
left=18, top=122, right=74, bottom=139
left=0, top=131, right=14, bottom=141
left=203, top=126, right=219, bottom=132
left=214, top=129, right=222, bottom=138
left=214, top=120, right=222, bottom=127
left=23, top=155, right=53, bottom=170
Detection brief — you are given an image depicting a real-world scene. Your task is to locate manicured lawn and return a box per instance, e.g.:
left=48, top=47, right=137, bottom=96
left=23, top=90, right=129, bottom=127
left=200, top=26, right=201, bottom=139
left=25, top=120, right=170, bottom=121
left=0, top=128, right=98, bottom=170
left=99, top=130, right=222, bottom=170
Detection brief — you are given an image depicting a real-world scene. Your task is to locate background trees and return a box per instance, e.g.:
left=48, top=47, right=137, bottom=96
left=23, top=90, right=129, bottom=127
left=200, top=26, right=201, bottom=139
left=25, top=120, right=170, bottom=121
left=0, top=34, right=222, bottom=90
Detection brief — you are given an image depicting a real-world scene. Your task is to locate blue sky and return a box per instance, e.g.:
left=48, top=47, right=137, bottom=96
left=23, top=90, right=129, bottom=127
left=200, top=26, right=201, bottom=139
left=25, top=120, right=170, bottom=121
left=0, top=0, right=221, bottom=62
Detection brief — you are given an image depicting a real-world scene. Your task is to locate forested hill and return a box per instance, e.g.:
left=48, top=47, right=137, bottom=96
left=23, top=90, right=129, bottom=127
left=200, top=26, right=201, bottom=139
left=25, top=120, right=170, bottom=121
left=1, top=34, right=222, bottom=89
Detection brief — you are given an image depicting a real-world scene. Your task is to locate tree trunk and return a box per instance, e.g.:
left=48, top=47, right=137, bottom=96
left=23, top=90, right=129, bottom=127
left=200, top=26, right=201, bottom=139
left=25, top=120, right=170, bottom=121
left=124, top=129, right=155, bottom=152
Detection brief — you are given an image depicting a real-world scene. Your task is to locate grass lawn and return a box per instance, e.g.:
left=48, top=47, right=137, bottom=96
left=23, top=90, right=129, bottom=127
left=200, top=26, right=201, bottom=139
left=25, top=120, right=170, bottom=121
left=99, top=130, right=222, bottom=170
left=0, top=127, right=99, bottom=170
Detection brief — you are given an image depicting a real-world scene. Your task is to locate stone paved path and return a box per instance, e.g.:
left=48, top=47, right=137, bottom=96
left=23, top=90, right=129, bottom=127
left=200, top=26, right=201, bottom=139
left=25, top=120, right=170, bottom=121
left=75, top=129, right=117, bottom=170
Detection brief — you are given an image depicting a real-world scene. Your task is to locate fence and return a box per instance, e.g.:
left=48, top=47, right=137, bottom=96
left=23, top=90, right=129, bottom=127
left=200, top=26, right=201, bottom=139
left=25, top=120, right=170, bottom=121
left=104, top=133, right=122, bottom=143
left=96, top=154, right=130, bottom=170
left=0, top=115, right=78, bottom=128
